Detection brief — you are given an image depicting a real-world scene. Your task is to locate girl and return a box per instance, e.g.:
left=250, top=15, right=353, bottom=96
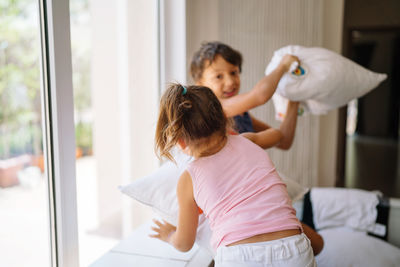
left=191, top=42, right=324, bottom=255
left=150, top=84, right=316, bottom=267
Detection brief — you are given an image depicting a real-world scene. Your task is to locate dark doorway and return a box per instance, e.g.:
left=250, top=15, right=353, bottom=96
left=338, top=0, right=400, bottom=197
left=351, top=31, right=399, bottom=139
left=345, top=29, right=400, bottom=197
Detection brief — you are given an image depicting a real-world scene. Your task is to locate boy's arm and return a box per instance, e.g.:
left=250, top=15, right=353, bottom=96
left=275, top=101, right=299, bottom=150
left=250, top=115, right=271, bottom=132
left=221, top=55, right=299, bottom=117
left=150, top=171, right=199, bottom=252
left=242, top=101, right=299, bottom=150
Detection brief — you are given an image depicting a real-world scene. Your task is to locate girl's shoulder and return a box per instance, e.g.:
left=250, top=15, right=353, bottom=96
left=228, top=134, right=262, bottom=151
left=229, top=133, right=256, bottom=145
left=230, top=134, right=271, bottom=160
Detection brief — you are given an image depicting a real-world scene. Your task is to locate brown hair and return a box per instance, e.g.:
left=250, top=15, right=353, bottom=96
left=155, top=83, right=227, bottom=161
left=190, top=41, right=243, bottom=82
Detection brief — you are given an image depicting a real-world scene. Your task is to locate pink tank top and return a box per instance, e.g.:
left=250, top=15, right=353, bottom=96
left=187, top=135, right=301, bottom=250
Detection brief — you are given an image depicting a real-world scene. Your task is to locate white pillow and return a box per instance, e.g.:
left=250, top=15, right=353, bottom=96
left=315, top=227, right=400, bottom=267
left=265, top=45, right=387, bottom=117
left=119, top=150, right=308, bottom=254
left=119, top=150, right=192, bottom=226
left=119, top=151, right=308, bottom=224
left=279, top=172, right=309, bottom=202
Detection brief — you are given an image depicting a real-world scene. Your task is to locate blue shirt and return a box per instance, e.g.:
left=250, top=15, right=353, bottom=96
left=233, top=112, right=254, bottom=133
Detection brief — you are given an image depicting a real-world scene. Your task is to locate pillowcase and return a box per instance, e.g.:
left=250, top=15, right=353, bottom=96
left=119, top=150, right=192, bottom=226
left=279, top=172, right=309, bottom=202
left=265, top=45, right=387, bottom=118
left=310, top=187, right=379, bottom=232
left=315, top=227, right=400, bottom=267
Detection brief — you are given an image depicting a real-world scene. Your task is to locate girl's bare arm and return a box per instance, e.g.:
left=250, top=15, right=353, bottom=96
left=150, top=170, right=199, bottom=252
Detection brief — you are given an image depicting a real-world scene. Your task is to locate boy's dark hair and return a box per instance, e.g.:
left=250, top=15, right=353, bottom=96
left=190, top=41, right=243, bottom=82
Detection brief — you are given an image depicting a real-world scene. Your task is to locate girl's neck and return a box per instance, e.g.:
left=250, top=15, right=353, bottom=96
left=192, top=134, right=228, bottom=158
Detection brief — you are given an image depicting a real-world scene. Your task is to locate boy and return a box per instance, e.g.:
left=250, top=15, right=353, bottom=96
left=190, top=41, right=300, bottom=150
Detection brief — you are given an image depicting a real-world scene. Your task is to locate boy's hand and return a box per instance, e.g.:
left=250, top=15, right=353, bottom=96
left=279, top=54, right=300, bottom=72
left=149, top=219, right=177, bottom=243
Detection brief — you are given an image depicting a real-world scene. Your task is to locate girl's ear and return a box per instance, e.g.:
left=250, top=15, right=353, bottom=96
left=177, top=139, right=187, bottom=150
left=177, top=139, right=192, bottom=156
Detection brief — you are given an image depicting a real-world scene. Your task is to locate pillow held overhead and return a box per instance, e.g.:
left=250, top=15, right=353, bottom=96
left=265, top=45, right=387, bottom=117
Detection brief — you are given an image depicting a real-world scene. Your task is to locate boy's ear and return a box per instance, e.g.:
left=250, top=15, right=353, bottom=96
left=177, top=139, right=187, bottom=150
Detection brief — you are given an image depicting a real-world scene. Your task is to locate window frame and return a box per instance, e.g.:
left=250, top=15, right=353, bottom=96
left=38, top=0, right=79, bottom=266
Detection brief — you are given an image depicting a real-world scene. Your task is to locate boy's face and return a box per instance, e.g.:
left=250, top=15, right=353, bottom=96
left=197, top=55, right=240, bottom=100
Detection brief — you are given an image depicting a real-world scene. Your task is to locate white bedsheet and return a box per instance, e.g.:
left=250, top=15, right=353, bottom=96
left=316, top=227, right=400, bottom=267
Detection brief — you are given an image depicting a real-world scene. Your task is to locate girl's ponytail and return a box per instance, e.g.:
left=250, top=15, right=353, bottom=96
left=155, top=83, right=186, bottom=161
left=155, top=83, right=227, bottom=161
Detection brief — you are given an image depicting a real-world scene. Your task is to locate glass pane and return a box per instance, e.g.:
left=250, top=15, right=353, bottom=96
left=69, top=1, right=110, bottom=266
left=0, top=0, right=51, bottom=266
left=70, top=1, right=160, bottom=265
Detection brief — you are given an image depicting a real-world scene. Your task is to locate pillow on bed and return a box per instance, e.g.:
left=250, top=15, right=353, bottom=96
left=315, top=227, right=400, bottom=267
left=119, top=150, right=191, bottom=225
left=280, top=172, right=309, bottom=202
left=265, top=45, right=387, bottom=117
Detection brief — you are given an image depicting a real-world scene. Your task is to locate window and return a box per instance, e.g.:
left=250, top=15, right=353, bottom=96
left=0, top=1, right=51, bottom=266
left=1, top=0, right=186, bottom=265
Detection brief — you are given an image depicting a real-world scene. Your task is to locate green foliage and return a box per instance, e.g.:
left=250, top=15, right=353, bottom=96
left=0, top=0, right=41, bottom=159
left=0, top=121, right=41, bottom=159
left=70, top=0, right=92, bottom=153
left=75, top=122, right=92, bottom=152
left=0, top=0, right=92, bottom=159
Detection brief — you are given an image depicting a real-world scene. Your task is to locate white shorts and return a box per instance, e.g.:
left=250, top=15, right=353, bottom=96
left=214, top=233, right=316, bottom=267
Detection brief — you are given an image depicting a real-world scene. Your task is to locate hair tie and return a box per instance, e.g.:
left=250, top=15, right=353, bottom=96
left=182, top=86, right=187, bottom=95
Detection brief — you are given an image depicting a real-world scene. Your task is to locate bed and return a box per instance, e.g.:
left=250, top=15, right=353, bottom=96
left=90, top=188, right=400, bottom=266
left=108, top=154, right=400, bottom=266
left=294, top=192, right=400, bottom=267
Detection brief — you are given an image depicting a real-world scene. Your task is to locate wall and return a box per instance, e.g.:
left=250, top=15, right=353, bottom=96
left=186, top=0, right=344, bottom=187
left=318, top=0, right=344, bottom=186
left=91, top=0, right=159, bottom=236
left=91, top=0, right=123, bottom=232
